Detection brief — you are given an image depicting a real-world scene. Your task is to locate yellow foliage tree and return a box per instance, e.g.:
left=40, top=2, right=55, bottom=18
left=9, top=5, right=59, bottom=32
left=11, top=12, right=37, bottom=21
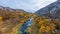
left=0, top=15, right=2, bottom=24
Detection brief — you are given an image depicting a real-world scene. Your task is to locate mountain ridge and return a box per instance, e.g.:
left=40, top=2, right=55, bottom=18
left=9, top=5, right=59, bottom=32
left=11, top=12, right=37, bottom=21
left=35, top=0, right=60, bottom=18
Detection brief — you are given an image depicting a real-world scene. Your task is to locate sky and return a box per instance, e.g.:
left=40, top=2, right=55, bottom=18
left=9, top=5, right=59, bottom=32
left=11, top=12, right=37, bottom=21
left=0, top=0, right=57, bottom=13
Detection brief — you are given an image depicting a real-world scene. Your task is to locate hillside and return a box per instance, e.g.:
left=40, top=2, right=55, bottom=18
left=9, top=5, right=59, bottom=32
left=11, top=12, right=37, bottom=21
left=35, top=0, right=60, bottom=18
left=0, top=6, right=32, bottom=34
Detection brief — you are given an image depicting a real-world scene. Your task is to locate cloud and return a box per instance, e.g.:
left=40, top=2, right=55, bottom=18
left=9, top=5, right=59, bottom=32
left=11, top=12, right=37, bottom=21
left=0, top=0, right=57, bottom=13
left=19, top=0, right=57, bottom=13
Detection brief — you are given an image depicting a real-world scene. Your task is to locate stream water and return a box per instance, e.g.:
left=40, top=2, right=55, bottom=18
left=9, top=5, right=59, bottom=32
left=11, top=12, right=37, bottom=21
left=20, top=17, right=33, bottom=34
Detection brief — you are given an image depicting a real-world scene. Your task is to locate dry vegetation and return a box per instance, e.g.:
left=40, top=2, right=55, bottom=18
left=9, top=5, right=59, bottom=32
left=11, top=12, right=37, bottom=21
left=0, top=7, right=32, bottom=34
left=0, top=7, right=60, bottom=34
left=30, top=16, right=60, bottom=34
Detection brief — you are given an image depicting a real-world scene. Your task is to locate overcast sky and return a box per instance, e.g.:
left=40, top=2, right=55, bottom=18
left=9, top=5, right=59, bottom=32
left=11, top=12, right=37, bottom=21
left=0, top=0, right=57, bottom=13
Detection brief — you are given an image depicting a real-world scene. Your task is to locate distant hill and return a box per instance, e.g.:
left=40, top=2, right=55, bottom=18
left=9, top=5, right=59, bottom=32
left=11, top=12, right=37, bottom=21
left=35, top=0, right=60, bottom=18
left=0, top=6, right=32, bottom=20
left=0, top=6, right=30, bottom=13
